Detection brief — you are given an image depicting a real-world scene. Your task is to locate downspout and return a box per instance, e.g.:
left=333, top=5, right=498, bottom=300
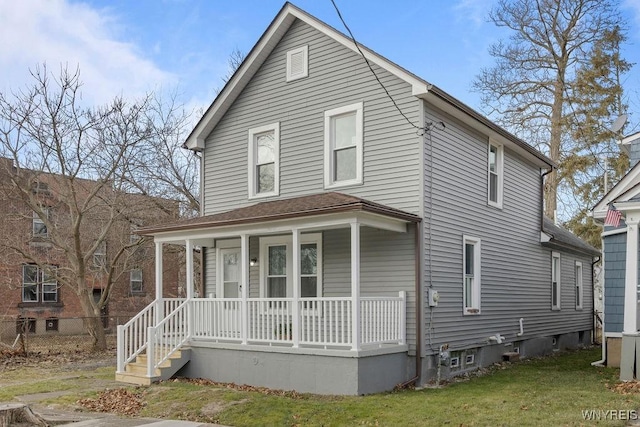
left=540, top=168, right=553, bottom=230
left=398, top=222, right=422, bottom=388
left=591, top=255, right=607, bottom=366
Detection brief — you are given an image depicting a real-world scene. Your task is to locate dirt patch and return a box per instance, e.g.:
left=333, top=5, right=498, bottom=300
left=201, top=399, right=248, bottom=417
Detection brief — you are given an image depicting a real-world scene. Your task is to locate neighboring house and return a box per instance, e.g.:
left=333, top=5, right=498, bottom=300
left=0, top=157, right=182, bottom=339
left=116, top=3, right=598, bottom=395
left=592, top=130, right=640, bottom=379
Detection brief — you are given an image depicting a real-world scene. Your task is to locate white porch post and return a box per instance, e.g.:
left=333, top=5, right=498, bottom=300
left=292, top=228, right=300, bottom=348
left=621, top=214, right=640, bottom=380
left=154, top=241, right=164, bottom=325
left=185, top=239, right=194, bottom=299
left=185, top=239, right=194, bottom=339
left=351, top=222, right=361, bottom=351
left=623, top=216, right=639, bottom=334
left=240, top=234, right=249, bottom=345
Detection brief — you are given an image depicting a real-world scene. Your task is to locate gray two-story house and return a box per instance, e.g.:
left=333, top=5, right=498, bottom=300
left=115, top=2, right=598, bottom=395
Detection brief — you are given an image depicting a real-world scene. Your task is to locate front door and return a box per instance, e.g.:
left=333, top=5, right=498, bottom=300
left=221, top=248, right=241, bottom=298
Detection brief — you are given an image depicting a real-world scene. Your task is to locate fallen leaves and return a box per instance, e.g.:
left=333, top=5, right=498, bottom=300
left=172, top=377, right=304, bottom=399
left=609, top=381, right=640, bottom=395
left=77, top=388, right=145, bottom=416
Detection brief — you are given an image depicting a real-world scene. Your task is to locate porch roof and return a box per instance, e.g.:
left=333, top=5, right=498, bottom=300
left=140, top=192, right=421, bottom=237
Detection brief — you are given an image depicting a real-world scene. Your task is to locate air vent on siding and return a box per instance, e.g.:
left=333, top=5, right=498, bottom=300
left=286, top=45, right=308, bottom=81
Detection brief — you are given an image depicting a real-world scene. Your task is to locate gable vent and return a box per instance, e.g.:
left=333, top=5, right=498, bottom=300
left=286, top=45, right=308, bottom=82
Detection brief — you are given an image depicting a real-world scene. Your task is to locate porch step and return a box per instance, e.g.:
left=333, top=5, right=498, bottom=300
left=115, top=349, right=191, bottom=386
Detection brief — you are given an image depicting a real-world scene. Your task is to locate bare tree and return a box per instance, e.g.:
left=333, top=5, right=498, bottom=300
left=473, top=0, right=628, bottom=220
left=0, top=65, right=177, bottom=350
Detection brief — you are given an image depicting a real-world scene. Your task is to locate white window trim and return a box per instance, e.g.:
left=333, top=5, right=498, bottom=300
left=130, top=268, right=143, bottom=293
left=462, top=235, right=481, bottom=315
left=488, top=141, right=504, bottom=209
left=286, top=45, right=309, bottom=82
left=551, top=251, right=561, bottom=310
left=324, top=102, right=363, bottom=189
left=575, top=261, right=583, bottom=310
left=258, top=233, right=322, bottom=299
left=248, top=123, right=280, bottom=199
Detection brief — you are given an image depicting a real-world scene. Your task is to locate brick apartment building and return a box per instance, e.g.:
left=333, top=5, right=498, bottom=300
left=0, top=157, right=187, bottom=339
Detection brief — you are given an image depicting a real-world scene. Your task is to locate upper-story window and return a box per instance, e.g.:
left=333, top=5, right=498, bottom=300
left=488, top=142, right=503, bottom=208
left=324, top=102, right=363, bottom=188
left=286, top=45, right=308, bottom=82
left=130, top=268, right=143, bottom=293
left=248, top=123, right=280, bottom=198
left=32, top=208, right=49, bottom=238
left=93, top=240, right=107, bottom=269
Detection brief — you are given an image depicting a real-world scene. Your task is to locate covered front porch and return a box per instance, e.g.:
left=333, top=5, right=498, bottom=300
left=116, top=193, right=420, bottom=390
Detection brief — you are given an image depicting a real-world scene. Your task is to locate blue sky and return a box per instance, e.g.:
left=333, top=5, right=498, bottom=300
left=2, top=0, right=640, bottom=130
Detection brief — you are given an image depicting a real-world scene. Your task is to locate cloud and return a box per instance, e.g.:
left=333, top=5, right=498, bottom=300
left=0, top=0, right=174, bottom=105
left=453, top=0, right=491, bottom=28
left=624, top=0, right=640, bottom=40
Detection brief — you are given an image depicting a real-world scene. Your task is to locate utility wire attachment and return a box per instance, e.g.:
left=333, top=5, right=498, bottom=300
left=330, top=0, right=443, bottom=134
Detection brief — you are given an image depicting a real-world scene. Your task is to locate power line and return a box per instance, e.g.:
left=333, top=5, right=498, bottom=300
left=329, top=0, right=443, bottom=135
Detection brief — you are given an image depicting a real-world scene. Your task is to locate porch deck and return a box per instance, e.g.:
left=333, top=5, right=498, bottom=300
left=116, top=294, right=406, bottom=383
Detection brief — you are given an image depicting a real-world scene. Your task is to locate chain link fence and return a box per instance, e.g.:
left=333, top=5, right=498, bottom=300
left=0, top=316, right=133, bottom=354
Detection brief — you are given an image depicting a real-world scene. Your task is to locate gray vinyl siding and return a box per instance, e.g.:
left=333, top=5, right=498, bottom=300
left=204, top=227, right=417, bottom=351
left=204, top=247, right=216, bottom=297
left=422, top=103, right=594, bottom=354
left=603, top=232, right=626, bottom=333
left=323, top=226, right=417, bottom=352
left=202, top=18, right=421, bottom=216
left=630, top=142, right=640, bottom=168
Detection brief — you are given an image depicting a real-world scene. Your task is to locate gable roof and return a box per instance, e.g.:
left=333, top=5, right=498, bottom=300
left=541, top=217, right=600, bottom=257
left=140, top=192, right=421, bottom=235
left=592, top=157, right=640, bottom=219
left=184, top=2, right=553, bottom=170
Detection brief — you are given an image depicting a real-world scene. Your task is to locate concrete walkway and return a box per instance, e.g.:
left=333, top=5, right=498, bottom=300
left=11, top=392, right=225, bottom=427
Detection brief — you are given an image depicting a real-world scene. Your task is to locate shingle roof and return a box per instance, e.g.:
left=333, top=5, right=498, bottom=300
left=542, top=217, right=600, bottom=257
left=139, top=192, right=421, bottom=235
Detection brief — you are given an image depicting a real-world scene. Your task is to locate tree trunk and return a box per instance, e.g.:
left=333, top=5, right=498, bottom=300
left=77, top=286, right=107, bottom=351
left=0, top=403, right=47, bottom=427
left=545, top=74, right=566, bottom=220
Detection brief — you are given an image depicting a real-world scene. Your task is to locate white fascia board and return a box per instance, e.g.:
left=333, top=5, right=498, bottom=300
left=418, top=92, right=549, bottom=169
left=621, top=131, right=640, bottom=146
left=151, top=210, right=411, bottom=244
left=184, top=10, right=296, bottom=151
left=593, top=164, right=640, bottom=214
left=184, top=4, right=430, bottom=152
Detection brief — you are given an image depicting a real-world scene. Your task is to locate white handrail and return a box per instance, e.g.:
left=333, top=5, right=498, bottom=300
left=116, top=300, right=156, bottom=372
left=147, top=299, right=190, bottom=374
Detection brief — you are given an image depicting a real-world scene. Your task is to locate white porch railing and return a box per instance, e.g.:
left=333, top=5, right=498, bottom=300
left=117, top=292, right=406, bottom=377
left=116, top=300, right=157, bottom=373
left=146, top=299, right=190, bottom=377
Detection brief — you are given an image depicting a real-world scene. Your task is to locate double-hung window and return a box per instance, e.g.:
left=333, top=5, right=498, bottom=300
left=488, top=142, right=503, bottom=208
left=575, top=261, right=583, bottom=310
left=248, top=123, right=280, bottom=198
left=463, top=236, right=481, bottom=314
left=551, top=252, right=561, bottom=310
left=130, top=269, right=143, bottom=293
left=93, top=241, right=107, bottom=269
left=32, top=209, right=49, bottom=238
left=259, top=234, right=322, bottom=299
left=22, top=265, right=57, bottom=303
left=324, top=102, right=363, bottom=188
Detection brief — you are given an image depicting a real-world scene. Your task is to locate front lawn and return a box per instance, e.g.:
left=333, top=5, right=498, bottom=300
left=6, top=347, right=640, bottom=426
